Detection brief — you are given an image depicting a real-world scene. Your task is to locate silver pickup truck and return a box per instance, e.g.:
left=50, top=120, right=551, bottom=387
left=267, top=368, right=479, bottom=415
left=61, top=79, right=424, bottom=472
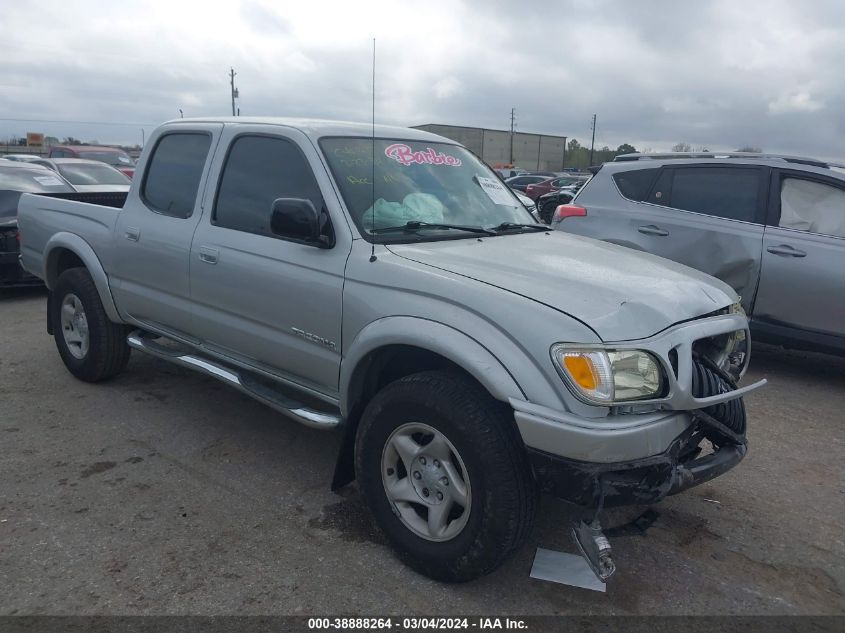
left=17, top=118, right=765, bottom=583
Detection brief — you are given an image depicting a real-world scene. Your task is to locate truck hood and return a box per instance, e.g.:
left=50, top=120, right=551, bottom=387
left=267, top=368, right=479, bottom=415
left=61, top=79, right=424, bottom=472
left=387, top=231, right=737, bottom=341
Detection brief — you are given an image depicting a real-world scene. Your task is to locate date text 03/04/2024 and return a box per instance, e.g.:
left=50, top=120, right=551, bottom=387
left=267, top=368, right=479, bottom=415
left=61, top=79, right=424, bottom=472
left=307, top=618, right=528, bottom=630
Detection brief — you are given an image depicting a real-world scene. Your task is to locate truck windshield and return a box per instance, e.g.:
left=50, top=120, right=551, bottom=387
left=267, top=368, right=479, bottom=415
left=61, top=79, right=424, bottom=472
left=320, top=137, right=533, bottom=240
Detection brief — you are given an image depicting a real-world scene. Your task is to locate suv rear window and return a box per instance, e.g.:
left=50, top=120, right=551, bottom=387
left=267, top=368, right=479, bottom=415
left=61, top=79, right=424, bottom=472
left=613, top=169, right=658, bottom=201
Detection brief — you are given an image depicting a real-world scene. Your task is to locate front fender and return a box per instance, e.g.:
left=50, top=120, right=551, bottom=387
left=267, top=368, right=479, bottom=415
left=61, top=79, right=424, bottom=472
left=44, top=232, right=122, bottom=323
left=339, top=316, right=525, bottom=417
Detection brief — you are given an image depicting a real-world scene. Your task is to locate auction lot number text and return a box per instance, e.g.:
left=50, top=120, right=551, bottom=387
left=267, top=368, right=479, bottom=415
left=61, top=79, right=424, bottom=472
left=308, top=618, right=528, bottom=630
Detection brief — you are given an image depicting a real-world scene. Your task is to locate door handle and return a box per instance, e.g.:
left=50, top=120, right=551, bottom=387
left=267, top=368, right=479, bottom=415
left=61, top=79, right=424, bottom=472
left=124, top=227, right=140, bottom=242
left=767, top=244, right=806, bottom=258
left=638, top=224, right=669, bottom=237
left=198, top=246, right=219, bottom=264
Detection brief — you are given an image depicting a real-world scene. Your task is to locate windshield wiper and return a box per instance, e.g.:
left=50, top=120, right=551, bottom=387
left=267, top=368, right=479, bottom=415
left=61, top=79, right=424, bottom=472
left=370, top=221, right=497, bottom=236
left=490, top=222, right=548, bottom=233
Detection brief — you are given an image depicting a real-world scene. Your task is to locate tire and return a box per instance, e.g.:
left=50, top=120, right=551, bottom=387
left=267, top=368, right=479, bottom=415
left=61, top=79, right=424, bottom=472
left=539, top=197, right=558, bottom=223
left=355, top=370, right=536, bottom=582
left=51, top=267, right=130, bottom=382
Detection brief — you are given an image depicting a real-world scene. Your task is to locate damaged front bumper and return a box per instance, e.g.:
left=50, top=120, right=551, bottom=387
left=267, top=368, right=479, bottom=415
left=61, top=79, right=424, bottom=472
left=527, top=413, right=747, bottom=507
left=514, top=312, right=765, bottom=509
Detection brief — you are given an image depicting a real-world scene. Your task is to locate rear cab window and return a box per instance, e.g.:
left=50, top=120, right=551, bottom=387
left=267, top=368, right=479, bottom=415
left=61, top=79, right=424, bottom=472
left=141, top=133, right=212, bottom=218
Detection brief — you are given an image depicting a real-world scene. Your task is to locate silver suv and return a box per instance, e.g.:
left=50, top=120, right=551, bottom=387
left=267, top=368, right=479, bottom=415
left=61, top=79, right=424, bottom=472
left=553, top=153, right=845, bottom=354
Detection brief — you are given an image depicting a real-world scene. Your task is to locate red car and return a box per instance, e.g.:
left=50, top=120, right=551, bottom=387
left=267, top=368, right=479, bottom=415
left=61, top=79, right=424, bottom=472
left=48, top=145, right=136, bottom=178
left=524, top=175, right=588, bottom=201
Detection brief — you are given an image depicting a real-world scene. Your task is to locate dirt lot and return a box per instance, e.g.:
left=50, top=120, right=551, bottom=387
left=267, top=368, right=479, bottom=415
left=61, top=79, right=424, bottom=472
left=1, top=288, right=843, bottom=615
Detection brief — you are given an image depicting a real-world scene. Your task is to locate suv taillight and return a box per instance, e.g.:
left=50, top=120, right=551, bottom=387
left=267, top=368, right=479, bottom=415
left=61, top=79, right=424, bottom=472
left=553, top=204, right=587, bottom=222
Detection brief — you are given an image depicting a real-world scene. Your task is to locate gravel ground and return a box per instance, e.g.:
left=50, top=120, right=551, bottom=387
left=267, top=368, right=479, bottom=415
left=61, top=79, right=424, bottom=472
left=1, top=288, right=843, bottom=615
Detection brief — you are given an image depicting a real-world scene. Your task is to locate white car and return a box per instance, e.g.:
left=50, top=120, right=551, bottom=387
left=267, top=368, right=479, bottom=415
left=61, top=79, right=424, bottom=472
left=29, top=158, right=131, bottom=192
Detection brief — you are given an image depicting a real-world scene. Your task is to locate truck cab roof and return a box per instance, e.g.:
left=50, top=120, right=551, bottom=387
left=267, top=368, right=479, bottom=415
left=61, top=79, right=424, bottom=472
left=161, top=117, right=456, bottom=145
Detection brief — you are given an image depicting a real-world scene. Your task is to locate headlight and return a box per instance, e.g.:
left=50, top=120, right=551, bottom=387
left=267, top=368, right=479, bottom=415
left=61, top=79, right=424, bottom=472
left=550, top=345, right=665, bottom=405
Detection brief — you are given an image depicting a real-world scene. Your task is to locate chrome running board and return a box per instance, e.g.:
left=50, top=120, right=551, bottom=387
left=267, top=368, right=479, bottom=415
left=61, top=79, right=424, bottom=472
left=126, top=330, right=341, bottom=430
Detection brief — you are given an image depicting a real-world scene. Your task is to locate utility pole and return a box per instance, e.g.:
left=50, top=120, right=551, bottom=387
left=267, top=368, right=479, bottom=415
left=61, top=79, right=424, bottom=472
left=229, top=67, right=239, bottom=116
left=589, top=114, right=597, bottom=166
left=509, top=108, right=516, bottom=165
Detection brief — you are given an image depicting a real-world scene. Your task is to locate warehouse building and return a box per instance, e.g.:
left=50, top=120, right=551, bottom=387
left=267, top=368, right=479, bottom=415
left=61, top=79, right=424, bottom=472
left=411, top=123, right=568, bottom=171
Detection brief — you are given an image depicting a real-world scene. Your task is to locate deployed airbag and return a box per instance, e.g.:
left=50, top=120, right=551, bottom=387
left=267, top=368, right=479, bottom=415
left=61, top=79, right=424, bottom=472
left=362, top=193, right=445, bottom=229
left=780, top=178, right=845, bottom=238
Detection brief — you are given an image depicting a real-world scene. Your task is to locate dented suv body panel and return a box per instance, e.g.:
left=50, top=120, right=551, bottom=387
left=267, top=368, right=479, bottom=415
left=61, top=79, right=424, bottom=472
left=18, top=117, right=763, bottom=511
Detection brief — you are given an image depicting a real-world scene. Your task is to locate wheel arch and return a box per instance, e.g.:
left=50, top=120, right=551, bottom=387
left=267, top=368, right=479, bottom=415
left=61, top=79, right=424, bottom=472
left=44, top=233, right=122, bottom=323
left=332, top=317, right=527, bottom=490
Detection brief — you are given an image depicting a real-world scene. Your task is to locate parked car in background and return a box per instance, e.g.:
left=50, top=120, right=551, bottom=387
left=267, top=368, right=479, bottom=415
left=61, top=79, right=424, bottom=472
left=553, top=152, right=845, bottom=354
left=2, top=154, right=44, bottom=163
left=30, top=158, right=131, bottom=192
left=48, top=145, right=136, bottom=178
left=524, top=171, right=558, bottom=178
left=504, top=174, right=548, bottom=192
left=511, top=188, right=541, bottom=222
left=496, top=168, right=527, bottom=179
left=525, top=174, right=590, bottom=202
left=536, top=186, right=580, bottom=223
left=0, top=161, right=74, bottom=286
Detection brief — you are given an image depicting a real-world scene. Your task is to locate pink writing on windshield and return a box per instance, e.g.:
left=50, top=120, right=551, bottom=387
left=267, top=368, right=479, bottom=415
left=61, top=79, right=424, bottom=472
left=384, top=144, right=462, bottom=167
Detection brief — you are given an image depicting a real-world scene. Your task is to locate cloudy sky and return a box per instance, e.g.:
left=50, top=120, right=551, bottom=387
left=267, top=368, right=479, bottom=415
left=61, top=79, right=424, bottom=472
left=2, top=0, right=843, bottom=159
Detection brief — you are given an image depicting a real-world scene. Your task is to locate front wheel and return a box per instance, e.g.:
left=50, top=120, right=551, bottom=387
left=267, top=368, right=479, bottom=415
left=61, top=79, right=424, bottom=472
left=355, top=371, right=536, bottom=582
left=51, top=267, right=130, bottom=382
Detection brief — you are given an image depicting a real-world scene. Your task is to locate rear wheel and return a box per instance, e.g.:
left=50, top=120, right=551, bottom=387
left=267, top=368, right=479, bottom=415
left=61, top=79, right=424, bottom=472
left=355, top=370, right=536, bottom=582
left=51, top=268, right=130, bottom=382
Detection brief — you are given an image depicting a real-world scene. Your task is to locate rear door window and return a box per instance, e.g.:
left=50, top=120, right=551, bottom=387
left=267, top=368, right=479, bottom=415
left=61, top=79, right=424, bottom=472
left=664, top=167, right=760, bottom=222
left=142, top=133, right=211, bottom=218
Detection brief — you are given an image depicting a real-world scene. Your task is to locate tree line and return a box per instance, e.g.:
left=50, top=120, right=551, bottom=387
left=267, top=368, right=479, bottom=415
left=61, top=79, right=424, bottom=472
left=562, top=139, right=765, bottom=170
left=562, top=139, right=637, bottom=170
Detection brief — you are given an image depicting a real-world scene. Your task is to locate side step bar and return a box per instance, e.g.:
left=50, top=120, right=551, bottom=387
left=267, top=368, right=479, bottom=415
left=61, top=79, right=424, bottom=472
left=126, top=330, right=341, bottom=430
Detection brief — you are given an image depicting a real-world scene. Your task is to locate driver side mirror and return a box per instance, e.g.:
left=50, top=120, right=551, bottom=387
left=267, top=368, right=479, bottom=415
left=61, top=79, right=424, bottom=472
left=270, top=198, right=331, bottom=247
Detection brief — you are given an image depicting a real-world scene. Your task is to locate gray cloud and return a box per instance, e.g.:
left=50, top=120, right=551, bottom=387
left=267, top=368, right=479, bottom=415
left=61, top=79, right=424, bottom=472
left=1, top=0, right=842, bottom=161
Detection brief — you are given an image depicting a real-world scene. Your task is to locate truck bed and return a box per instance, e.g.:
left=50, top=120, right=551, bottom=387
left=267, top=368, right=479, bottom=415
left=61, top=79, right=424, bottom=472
left=17, top=191, right=126, bottom=283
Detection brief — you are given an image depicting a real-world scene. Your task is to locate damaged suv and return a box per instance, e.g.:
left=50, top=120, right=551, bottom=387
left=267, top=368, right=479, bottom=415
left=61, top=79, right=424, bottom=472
left=18, top=118, right=765, bottom=583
